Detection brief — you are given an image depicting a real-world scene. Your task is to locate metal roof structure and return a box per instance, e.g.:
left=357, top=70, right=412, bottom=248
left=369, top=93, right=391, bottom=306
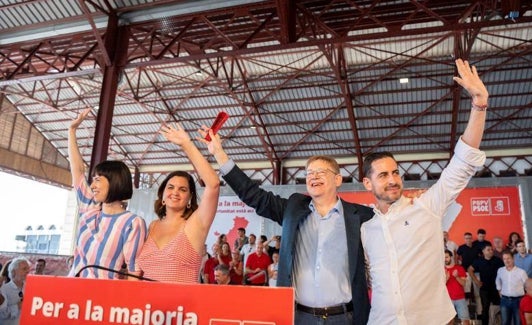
left=1, top=0, right=531, bottom=188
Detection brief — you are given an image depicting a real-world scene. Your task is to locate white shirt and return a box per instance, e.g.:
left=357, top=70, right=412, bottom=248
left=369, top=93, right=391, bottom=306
left=496, top=266, right=527, bottom=297
left=361, top=138, right=486, bottom=325
left=240, top=243, right=256, bottom=267
left=0, top=281, right=23, bottom=325
left=446, top=240, right=458, bottom=253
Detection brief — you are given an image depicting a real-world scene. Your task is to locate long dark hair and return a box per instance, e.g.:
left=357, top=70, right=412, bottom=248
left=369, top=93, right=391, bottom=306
left=154, top=171, right=198, bottom=220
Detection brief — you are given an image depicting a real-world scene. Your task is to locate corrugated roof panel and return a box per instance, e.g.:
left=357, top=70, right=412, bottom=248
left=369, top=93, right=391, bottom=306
left=242, top=48, right=328, bottom=76
left=113, top=112, right=161, bottom=125
left=179, top=95, right=239, bottom=109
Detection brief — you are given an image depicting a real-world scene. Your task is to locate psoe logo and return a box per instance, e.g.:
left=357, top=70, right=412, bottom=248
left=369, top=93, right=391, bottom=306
left=470, top=197, right=510, bottom=216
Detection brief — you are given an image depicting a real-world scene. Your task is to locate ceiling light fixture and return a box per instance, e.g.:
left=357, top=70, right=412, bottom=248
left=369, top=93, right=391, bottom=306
left=399, top=78, right=409, bottom=84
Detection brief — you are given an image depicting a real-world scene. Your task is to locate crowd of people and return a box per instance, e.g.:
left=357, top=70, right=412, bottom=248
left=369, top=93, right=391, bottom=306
left=2, top=59, right=528, bottom=325
left=445, top=228, right=532, bottom=325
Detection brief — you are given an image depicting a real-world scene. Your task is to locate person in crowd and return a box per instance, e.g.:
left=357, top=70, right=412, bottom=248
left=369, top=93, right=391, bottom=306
left=0, top=257, right=30, bottom=325
left=360, top=58, right=490, bottom=324
left=444, top=231, right=459, bottom=258
left=496, top=250, right=527, bottom=325
left=245, top=241, right=271, bottom=285
left=520, top=278, right=532, bottom=325
left=469, top=244, right=505, bottom=325
left=228, top=250, right=243, bottom=285
left=206, top=129, right=373, bottom=324
left=203, top=243, right=220, bottom=284
left=136, top=123, right=220, bottom=283
left=65, top=256, right=74, bottom=274
left=493, top=236, right=506, bottom=259
left=198, top=244, right=211, bottom=283
left=259, top=235, right=268, bottom=252
left=233, top=228, right=248, bottom=252
left=240, top=233, right=256, bottom=268
left=34, top=259, right=46, bottom=275
left=458, top=231, right=482, bottom=317
left=514, top=239, right=532, bottom=278
left=264, top=235, right=281, bottom=259
left=268, top=251, right=280, bottom=287
left=473, top=228, right=492, bottom=255
left=216, top=234, right=227, bottom=247
left=508, top=232, right=523, bottom=254
left=217, top=242, right=232, bottom=266
left=1, top=261, right=12, bottom=286
left=214, top=264, right=233, bottom=285
left=68, top=108, right=146, bottom=279
left=445, top=250, right=470, bottom=325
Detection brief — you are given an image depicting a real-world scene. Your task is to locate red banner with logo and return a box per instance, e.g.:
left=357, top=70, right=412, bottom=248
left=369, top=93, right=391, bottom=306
left=339, top=186, right=523, bottom=244
left=21, top=275, right=294, bottom=325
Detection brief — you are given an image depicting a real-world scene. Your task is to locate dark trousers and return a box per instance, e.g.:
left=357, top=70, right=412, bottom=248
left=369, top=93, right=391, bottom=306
left=480, top=287, right=500, bottom=325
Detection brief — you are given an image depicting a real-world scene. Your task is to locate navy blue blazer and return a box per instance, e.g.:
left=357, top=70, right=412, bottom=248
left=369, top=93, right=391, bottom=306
left=223, top=164, right=373, bottom=325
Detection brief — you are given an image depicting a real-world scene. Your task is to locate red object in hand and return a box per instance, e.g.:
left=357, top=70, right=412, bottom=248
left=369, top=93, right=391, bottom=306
left=205, top=111, right=229, bottom=141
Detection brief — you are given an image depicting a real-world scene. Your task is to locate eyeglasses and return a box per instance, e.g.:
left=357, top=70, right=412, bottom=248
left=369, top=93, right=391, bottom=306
left=304, top=168, right=338, bottom=178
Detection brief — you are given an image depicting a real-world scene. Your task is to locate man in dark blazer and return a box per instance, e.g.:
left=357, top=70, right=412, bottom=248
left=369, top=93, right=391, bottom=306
left=204, top=131, right=373, bottom=325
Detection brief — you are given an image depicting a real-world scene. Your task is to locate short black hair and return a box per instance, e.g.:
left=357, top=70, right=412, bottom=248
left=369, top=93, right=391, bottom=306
left=464, top=232, right=472, bottom=236
left=93, top=160, right=133, bottom=203
left=363, top=152, right=396, bottom=177
left=477, top=228, right=486, bottom=235
left=444, top=249, right=453, bottom=257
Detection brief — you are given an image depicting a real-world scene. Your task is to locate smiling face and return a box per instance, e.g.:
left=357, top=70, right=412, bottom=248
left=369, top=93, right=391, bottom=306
left=90, top=174, right=110, bottom=203
left=363, top=157, right=403, bottom=212
left=502, top=252, right=514, bottom=268
left=163, top=175, right=192, bottom=212
left=221, top=242, right=230, bottom=255
left=305, top=158, right=342, bottom=199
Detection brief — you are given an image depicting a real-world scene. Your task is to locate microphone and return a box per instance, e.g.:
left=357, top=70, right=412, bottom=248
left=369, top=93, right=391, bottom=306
left=74, top=264, right=156, bottom=281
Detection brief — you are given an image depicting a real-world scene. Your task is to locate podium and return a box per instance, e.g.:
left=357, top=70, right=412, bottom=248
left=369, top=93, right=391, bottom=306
left=21, top=275, right=294, bottom=324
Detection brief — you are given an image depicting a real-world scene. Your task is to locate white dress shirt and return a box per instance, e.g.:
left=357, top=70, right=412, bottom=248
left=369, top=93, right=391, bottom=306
left=361, top=138, right=486, bottom=325
left=496, top=266, right=527, bottom=297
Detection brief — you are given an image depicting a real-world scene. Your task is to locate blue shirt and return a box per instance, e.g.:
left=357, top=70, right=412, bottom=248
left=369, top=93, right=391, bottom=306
left=292, top=199, right=351, bottom=307
left=514, top=253, right=532, bottom=277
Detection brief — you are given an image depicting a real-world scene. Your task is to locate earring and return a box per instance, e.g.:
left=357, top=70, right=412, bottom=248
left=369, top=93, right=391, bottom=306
left=162, top=200, right=166, bottom=206
left=187, top=201, right=191, bottom=209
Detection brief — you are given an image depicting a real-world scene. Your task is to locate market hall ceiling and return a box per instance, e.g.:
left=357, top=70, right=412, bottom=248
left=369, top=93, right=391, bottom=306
left=0, top=0, right=531, bottom=186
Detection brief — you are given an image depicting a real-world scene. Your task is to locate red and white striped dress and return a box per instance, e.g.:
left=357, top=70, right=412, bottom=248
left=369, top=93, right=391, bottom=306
left=136, top=229, right=201, bottom=283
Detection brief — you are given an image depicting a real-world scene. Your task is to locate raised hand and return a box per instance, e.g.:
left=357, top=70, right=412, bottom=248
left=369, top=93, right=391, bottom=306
left=159, top=123, right=191, bottom=147
left=453, top=59, right=489, bottom=106
left=70, top=107, right=91, bottom=130
left=198, top=125, right=230, bottom=165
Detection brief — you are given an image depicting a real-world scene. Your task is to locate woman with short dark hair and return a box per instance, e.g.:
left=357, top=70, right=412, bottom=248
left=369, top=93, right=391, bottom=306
left=68, top=108, right=146, bottom=279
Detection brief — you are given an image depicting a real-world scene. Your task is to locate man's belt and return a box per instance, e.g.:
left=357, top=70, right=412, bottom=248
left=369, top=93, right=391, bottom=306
left=502, top=295, right=524, bottom=299
left=296, top=301, right=353, bottom=317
